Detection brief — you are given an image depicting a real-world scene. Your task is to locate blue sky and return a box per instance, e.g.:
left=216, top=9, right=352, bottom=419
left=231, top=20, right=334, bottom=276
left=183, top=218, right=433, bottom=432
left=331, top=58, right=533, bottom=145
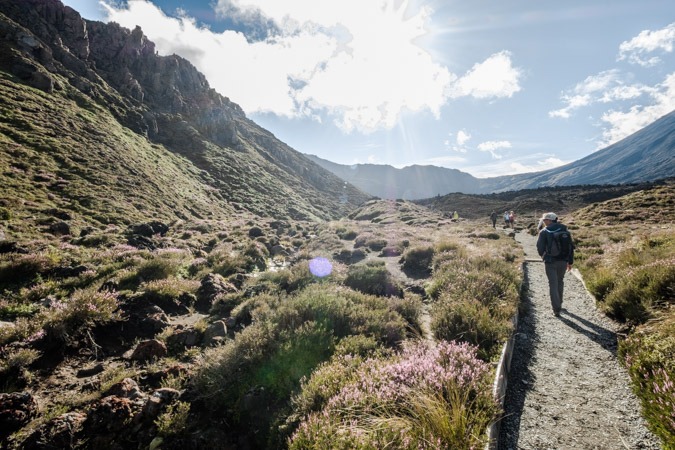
left=63, top=0, right=675, bottom=178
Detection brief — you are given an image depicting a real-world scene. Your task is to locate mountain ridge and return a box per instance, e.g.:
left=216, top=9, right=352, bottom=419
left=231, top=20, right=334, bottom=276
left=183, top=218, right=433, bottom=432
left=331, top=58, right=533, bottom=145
left=0, top=0, right=372, bottom=237
left=308, top=110, right=675, bottom=199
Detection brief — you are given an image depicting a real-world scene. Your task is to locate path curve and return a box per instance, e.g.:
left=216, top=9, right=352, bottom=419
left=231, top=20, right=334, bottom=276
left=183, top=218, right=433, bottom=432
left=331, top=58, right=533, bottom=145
left=498, top=231, right=660, bottom=449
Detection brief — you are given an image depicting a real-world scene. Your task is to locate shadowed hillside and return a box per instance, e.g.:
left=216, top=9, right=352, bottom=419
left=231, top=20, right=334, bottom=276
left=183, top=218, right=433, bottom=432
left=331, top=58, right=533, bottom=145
left=413, top=180, right=671, bottom=222
left=0, top=0, right=371, bottom=238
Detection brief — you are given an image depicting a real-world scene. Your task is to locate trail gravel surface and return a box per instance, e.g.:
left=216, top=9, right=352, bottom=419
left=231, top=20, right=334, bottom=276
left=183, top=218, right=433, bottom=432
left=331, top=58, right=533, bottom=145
left=498, top=231, right=661, bottom=450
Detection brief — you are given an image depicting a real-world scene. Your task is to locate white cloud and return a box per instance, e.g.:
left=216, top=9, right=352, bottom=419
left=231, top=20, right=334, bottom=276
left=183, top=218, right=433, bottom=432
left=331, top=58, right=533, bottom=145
left=446, top=129, right=471, bottom=153
left=466, top=155, right=566, bottom=178
left=456, top=130, right=471, bottom=145
left=618, top=22, right=675, bottom=67
left=550, top=69, right=675, bottom=147
left=102, top=0, right=336, bottom=117
left=549, top=70, right=622, bottom=118
left=477, top=140, right=511, bottom=159
left=598, top=72, right=675, bottom=146
left=448, top=51, right=522, bottom=99
left=102, top=0, right=459, bottom=134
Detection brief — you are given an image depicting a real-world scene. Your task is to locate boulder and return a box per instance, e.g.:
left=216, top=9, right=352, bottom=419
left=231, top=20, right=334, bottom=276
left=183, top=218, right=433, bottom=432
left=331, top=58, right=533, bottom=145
left=21, top=411, right=87, bottom=450
left=48, top=221, right=71, bottom=236
left=203, top=320, right=227, bottom=346
left=84, top=396, right=136, bottom=433
left=130, top=339, right=167, bottom=361
left=166, top=328, right=202, bottom=352
left=141, top=388, right=181, bottom=419
left=195, top=273, right=237, bottom=313
left=0, top=392, right=38, bottom=438
left=104, top=378, right=144, bottom=400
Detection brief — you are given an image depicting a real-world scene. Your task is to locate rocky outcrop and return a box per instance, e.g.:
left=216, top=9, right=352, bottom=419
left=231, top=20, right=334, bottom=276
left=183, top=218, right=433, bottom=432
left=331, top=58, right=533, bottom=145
left=196, top=273, right=237, bottom=313
left=0, top=392, right=38, bottom=439
left=0, top=0, right=371, bottom=223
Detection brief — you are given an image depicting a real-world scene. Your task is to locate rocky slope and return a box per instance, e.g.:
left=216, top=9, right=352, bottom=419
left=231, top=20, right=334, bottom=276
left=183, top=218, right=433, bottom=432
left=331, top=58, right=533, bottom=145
left=481, top=109, right=675, bottom=193
left=0, top=0, right=371, bottom=234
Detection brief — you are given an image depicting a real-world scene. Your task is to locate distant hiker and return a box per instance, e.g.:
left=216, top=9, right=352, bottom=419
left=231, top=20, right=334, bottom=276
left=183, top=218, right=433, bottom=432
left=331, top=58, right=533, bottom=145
left=503, top=211, right=510, bottom=228
left=453, top=210, right=459, bottom=220
left=536, top=212, right=574, bottom=317
left=508, top=211, right=516, bottom=229
left=490, top=211, right=497, bottom=228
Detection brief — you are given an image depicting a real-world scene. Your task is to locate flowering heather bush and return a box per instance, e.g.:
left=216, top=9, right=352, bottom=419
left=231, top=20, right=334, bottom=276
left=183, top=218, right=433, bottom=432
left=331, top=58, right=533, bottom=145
left=0, top=252, right=61, bottom=287
left=426, top=254, right=519, bottom=360
left=44, top=288, right=120, bottom=341
left=289, top=340, right=498, bottom=450
left=620, top=315, right=675, bottom=448
left=141, top=277, right=200, bottom=298
left=193, top=284, right=413, bottom=445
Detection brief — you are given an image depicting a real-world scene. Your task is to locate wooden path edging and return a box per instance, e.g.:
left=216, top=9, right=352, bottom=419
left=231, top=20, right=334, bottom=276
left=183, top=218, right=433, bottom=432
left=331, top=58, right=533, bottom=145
left=484, top=260, right=528, bottom=450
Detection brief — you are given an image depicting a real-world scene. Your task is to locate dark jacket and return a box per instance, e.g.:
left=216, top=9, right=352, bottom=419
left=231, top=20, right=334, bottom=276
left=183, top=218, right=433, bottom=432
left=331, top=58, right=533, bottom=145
left=536, top=222, right=574, bottom=264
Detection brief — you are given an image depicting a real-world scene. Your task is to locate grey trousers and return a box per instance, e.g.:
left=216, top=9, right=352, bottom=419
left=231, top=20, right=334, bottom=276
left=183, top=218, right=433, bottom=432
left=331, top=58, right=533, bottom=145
left=544, top=260, right=568, bottom=312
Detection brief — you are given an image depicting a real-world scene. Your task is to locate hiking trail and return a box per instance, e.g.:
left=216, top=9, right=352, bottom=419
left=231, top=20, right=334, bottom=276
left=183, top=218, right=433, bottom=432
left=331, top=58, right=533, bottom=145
left=497, top=231, right=660, bottom=449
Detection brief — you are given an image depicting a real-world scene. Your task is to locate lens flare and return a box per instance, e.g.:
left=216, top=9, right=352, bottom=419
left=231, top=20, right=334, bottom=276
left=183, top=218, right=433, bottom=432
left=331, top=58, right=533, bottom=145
left=309, top=257, right=332, bottom=277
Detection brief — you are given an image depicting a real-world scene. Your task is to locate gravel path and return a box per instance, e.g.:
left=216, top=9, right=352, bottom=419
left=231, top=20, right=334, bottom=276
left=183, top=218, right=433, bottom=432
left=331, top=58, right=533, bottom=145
left=498, top=231, right=661, bottom=450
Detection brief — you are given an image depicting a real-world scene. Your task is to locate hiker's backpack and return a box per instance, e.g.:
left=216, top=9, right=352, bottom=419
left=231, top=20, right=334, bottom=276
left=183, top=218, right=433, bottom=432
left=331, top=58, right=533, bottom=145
left=547, top=229, right=573, bottom=259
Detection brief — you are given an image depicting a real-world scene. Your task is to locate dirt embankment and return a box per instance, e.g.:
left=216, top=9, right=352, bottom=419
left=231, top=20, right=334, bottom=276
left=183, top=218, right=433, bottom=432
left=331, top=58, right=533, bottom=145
left=498, top=231, right=660, bottom=449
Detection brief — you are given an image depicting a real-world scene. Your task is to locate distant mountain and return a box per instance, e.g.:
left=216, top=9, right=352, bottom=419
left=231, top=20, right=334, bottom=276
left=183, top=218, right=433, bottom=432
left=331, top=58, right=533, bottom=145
left=478, top=109, right=675, bottom=193
left=305, top=155, right=481, bottom=199
left=0, top=0, right=371, bottom=237
left=308, top=110, right=675, bottom=198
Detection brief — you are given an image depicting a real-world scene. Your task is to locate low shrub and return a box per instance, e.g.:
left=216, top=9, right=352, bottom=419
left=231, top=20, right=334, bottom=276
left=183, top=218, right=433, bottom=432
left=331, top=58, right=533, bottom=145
left=333, top=335, right=385, bottom=358
left=0, top=252, right=61, bottom=288
left=253, top=261, right=316, bottom=294
left=335, top=228, right=358, bottom=240
left=365, top=238, right=387, bottom=251
left=344, top=261, right=402, bottom=297
left=401, top=246, right=434, bottom=276
left=141, top=277, right=200, bottom=298
left=44, top=288, right=120, bottom=342
left=600, top=260, right=674, bottom=324
left=155, top=401, right=191, bottom=438
left=387, top=293, right=423, bottom=336
left=193, top=284, right=412, bottom=445
left=289, top=340, right=498, bottom=450
left=118, top=249, right=190, bottom=289
left=620, top=316, right=675, bottom=447
left=0, top=301, right=41, bottom=320
left=431, top=297, right=512, bottom=361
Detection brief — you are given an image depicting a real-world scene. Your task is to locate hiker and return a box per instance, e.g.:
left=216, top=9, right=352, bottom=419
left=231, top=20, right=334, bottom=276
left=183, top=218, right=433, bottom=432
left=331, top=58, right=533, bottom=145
left=508, top=211, right=516, bottom=229
left=490, top=211, right=497, bottom=228
left=536, top=212, right=574, bottom=316
left=503, top=211, right=510, bottom=228
left=452, top=210, right=459, bottom=220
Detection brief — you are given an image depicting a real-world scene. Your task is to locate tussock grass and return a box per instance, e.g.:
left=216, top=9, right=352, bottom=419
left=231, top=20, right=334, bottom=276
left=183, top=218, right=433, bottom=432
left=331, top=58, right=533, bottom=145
left=572, top=182, right=675, bottom=446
